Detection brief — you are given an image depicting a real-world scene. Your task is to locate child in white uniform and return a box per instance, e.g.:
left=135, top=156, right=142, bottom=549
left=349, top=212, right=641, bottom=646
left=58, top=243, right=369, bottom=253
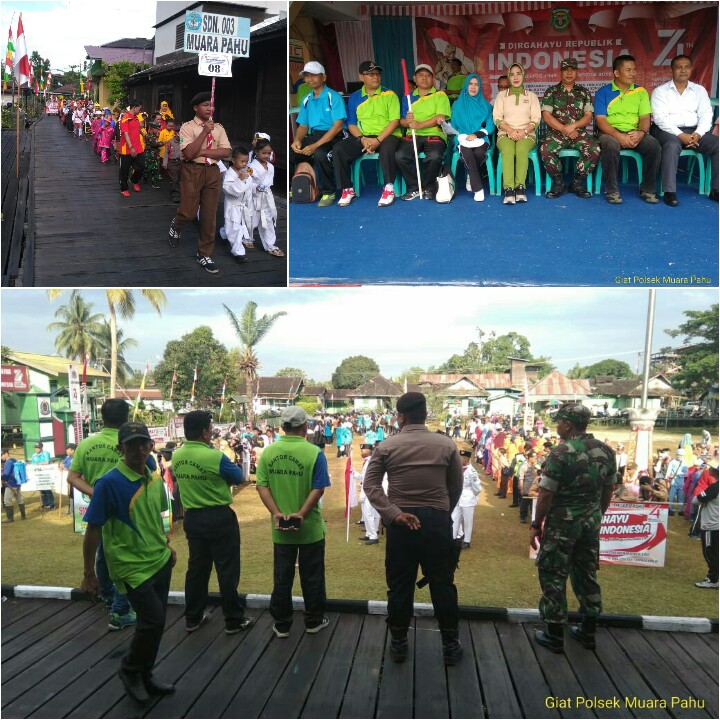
left=249, top=139, right=284, bottom=257
left=220, top=146, right=254, bottom=264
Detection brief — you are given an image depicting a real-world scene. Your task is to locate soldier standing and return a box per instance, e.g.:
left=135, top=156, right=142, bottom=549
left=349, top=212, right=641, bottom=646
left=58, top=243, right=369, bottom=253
left=530, top=403, right=617, bottom=653
left=540, top=58, right=600, bottom=199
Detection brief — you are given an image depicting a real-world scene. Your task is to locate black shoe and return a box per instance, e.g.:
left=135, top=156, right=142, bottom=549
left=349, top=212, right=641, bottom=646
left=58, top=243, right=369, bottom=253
left=144, top=674, right=176, bottom=695
left=709, top=189, right=719, bottom=201
left=168, top=218, right=181, bottom=248
left=400, top=190, right=421, bottom=201
left=186, top=612, right=211, bottom=632
left=441, top=629, right=463, bottom=665
left=571, top=179, right=592, bottom=199
left=534, top=624, right=564, bottom=653
left=545, top=180, right=566, bottom=199
left=664, top=191, right=679, bottom=206
left=389, top=627, right=409, bottom=663
left=118, top=668, right=151, bottom=703
left=423, top=188, right=434, bottom=200
left=234, top=255, right=248, bottom=264
left=461, top=542, right=470, bottom=549
left=569, top=626, right=596, bottom=649
left=363, top=538, right=379, bottom=545
left=514, top=185, right=527, bottom=202
left=196, top=253, right=219, bottom=273
left=358, top=535, right=370, bottom=541
left=226, top=616, right=255, bottom=635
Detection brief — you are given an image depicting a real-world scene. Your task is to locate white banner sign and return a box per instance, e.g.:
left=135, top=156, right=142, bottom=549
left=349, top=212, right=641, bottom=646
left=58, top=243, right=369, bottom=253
left=184, top=11, right=250, bottom=57
left=148, top=426, right=170, bottom=444
left=198, top=53, right=233, bottom=77
left=26, top=464, right=63, bottom=492
left=68, top=364, right=82, bottom=412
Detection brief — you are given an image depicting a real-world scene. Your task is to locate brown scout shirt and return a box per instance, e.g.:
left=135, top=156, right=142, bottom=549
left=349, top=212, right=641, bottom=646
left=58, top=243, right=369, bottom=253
left=179, top=116, right=231, bottom=165
left=364, top=424, right=463, bottom=524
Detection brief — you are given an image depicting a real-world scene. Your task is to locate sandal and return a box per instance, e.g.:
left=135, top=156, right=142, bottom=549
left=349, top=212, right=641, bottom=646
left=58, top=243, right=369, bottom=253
left=242, top=241, right=254, bottom=250
left=267, top=247, right=285, bottom=257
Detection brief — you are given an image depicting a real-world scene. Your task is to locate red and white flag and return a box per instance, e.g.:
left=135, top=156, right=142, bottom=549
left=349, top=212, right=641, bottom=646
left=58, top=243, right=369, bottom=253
left=169, top=367, right=177, bottom=400
left=344, top=452, right=358, bottom=518
left=13, top=14, right=30, bottom=86
left=190, top=365, right=198, bottom=403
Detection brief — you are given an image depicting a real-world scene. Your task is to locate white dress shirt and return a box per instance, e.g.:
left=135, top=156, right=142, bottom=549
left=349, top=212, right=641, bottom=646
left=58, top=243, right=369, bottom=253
left=651, top=79, right=713, bottom=137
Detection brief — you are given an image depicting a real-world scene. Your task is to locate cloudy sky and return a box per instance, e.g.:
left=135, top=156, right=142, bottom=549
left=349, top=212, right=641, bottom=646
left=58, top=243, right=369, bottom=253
left=1, top=288, right=715, bottom=381
left=0, top=0, right=284, bottom=74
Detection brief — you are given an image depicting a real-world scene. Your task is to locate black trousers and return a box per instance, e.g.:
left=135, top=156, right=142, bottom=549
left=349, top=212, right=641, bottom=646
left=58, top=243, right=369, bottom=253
left=332, top=134, right=401, bottom=191
left=385, top=506, right=459, bottom=631
left=123, top=558, right=172, bottom=677
left=396, top=136, right=447, bottom=193
left=519, top=497, right=533, bottom=521
left=701, top=529, right=719, bottom=583
left=289, top=130, right=345, bottom=193
left=119, top=152, right=146, bottom=191
left=650, top=124, right=719, bottom=192
left=183, top=505, right=245, bottom=624
left=459, top=143, right=489, bottom=192
left=512, top=476, right=521, bottom=506
left=270, top=539, right=326, bottom=632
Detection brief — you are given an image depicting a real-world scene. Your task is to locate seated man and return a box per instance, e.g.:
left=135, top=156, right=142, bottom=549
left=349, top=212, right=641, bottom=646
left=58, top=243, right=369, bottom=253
left=651, top=54, right=718, bottom=205
left=540, top=57, right=600, bottom=199
left=333, top=61, right=402, bottom=208
left=290, top=61, right=347, bottom=208
left=594, top=54, right=662, bottom=204
left=395, top=64, right=452, bottom=201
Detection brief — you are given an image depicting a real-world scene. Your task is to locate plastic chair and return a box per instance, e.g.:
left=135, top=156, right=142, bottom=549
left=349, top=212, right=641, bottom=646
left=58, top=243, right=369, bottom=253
left=543, top=149, right=593, bottom=194
left=495, top=146, right=542, bottom=195
left=683, top=149, right=709, bottom=195
left=450, top=133, right=497, bottom=196
left=594, top=149, right=642, bottom=194
left=351, top=153, right=404, bottom=198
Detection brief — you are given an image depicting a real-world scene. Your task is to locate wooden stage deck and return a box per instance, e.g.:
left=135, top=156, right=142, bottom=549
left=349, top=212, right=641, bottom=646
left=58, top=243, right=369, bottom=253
left=1, top=597, right=717, bottom=719
left=14, top=115, right=287, bottom=287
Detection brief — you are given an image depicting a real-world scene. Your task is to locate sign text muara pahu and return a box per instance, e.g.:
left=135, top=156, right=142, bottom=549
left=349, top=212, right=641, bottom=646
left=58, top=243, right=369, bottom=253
left=184, top=11, right=251, bottom=57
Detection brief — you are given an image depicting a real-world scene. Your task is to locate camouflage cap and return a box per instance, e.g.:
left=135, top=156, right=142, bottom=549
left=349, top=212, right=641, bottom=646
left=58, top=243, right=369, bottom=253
left=555, top=403, right=591, bottom=426
left=560, top=57, right=579, bottom=70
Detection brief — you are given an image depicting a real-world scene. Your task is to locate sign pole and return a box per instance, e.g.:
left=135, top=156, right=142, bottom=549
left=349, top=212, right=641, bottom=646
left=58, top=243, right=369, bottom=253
left=210, top=75, right=215, bottom=120
left=15, top=80, right=20, bottom=178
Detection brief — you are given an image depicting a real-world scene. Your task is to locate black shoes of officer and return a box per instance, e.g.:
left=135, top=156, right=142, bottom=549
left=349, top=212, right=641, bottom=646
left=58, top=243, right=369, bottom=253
left=709, top=189, right=719, bottom=201
left=569, top=617, right=597, bottom=649
left=664, top=191, right=679, bottom=206
left=571, top=177, right=592, bottom=199
left=118, top=668, right=151, bottom=703
left=145, top=674, right=176, bottom=695
left=389, top=627, right=409, bottom=663
left=441, top=628, right=463, bottom=665
left=545, top=179, right=566, bottom=199
left=534, top=623, right=564, bottom=653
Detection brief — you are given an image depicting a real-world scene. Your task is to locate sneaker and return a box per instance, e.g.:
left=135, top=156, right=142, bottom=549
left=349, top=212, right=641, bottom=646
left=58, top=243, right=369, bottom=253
left=473, top=190, right=485, bottom=202
left=226, top=616, right=256, bottom=635
left=305, top=617, right=329, bottom=634
left=423, top=188, right=434, bottom=200
left=514, top=185, right=527, bottom=202
left=318, top=193, right=335, bottom=207
left=337, top=188, right=356, bottom=207
left=120, top=190, right=130, bottom=197
left=400, top=190, right=421, bottom=201
left=196, top=254, right=219, bottom=274
left=605, top=191, right=623, bottom=204
left=108, top=610, right=137, bottom=631
left=273, top=623, right=290, bottom=638
left=378, top=185, right=395, bottom=207
left=695, top=579, right=718, bottom=588
left=132, top=183, right=141, bottom=192
left=186, top=612, right=211, bottom=632
left=465, top=176, right=472, bottom=192
left=168, top=218, right=181, bottom=248
left=639, top=190, right=659, bottom=204
left=503, top=187, right=516, bottom=205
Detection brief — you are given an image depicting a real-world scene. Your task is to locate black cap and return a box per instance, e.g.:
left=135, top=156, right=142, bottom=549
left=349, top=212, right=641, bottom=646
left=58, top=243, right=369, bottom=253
left=359, top=60, right=384, bottom=74
left=190, top=91, right=211, bottom=106
left=459, top=450, right=472, bottom=458
left=396, top=392, right=426, bottom=414
left=360, top=443, right=374, bottom=450
left=118, top=422, right=152, bottom=444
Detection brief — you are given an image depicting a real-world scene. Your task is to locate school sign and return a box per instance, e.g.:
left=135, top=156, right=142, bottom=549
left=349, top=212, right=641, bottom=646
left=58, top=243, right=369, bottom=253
left=184, top=11, right=251, bottom=57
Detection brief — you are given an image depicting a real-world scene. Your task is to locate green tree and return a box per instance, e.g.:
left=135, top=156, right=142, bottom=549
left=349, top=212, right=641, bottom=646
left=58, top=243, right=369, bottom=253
left=276, top=367, right=307, bottom=380
left=154, top=326, right=230, bottom=407
left=103, top=60, right=149, bottom=108
left=665, top=304, right=719, bottom=395
left=223, top=302, right=287, bottom=425
left=331, top=355, right=380, bottom=389
left=46, top=290, right=104, bottom=360
left=396, top=366, right=425, bottom=386
left=30, top=52, right=50, bottom=84
left=566, top=359, right=635, bottom=380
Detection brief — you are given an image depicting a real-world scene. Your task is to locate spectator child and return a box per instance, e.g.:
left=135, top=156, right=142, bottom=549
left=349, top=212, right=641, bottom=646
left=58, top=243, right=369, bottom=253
left=161, top=120, right=182, bottom=203
left=219, top=146, right=254, bottom=263
left=249, top=139, right=283, bottom=257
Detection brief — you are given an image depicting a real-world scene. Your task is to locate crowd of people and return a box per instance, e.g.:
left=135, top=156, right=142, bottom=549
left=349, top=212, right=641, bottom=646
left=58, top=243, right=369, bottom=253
left=290, top=54, right=718, bottom=208
left=53, top=93, right=283, bottom=274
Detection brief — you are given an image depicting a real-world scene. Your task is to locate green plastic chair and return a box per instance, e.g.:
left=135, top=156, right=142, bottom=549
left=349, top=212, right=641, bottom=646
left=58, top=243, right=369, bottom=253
left=351, top=153, right=404, bottom=198
left=450, top=133, right=497, bottom=196
left=594, top=149, right=642, bottom=194
left=543, top=149, right=594, bottom=194
left=659, top=149, right=706, bottom=196
left=495, top=135, right=543, bottom=196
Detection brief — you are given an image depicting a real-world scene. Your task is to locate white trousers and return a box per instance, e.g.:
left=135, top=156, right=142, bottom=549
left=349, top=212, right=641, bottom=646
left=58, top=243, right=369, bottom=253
left=451, top=505, right=475, bottom=544
left=363, top=497, right=380, bottom=540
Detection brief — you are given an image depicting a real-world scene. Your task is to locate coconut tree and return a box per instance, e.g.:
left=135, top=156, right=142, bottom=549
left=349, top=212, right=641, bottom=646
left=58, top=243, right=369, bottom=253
left=48, top=290, right=166, bottom=397
left=223, top=302, right=286, bottom=425
left=46, top=290, right=104, bottom=360
left=96, top=321, right=138, bottom=386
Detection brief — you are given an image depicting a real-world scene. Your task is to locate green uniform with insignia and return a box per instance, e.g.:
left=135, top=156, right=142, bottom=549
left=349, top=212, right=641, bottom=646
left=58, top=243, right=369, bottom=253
left=537, top=433, right=617, bottom=624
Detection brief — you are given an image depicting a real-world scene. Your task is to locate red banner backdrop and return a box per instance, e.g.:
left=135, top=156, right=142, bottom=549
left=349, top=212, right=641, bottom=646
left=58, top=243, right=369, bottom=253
left=404, top=1, right=717, bottom=98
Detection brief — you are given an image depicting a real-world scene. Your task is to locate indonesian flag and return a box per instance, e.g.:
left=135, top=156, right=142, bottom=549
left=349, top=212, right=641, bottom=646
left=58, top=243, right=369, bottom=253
left=169, top=367, right=177, bottom=400
left=344, top=452, right=358, bottom=518
left=133, top=362, right=150, bottom=420
left=190, top=366, right=197, bottom=403
left=13, top=14, right=30, bottom=87
left=4, top=25, right=13, bottom=89
left=44, top=71, right=51, bottom=95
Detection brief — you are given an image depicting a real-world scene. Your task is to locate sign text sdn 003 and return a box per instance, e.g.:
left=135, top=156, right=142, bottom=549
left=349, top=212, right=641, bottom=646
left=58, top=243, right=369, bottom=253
left=184, top=11, right=250, bottom=57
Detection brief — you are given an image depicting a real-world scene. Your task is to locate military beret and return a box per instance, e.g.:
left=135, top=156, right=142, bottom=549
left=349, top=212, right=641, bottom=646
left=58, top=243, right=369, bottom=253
left=396, top=391, right=426, bottom=414
left=190, top=91, right=212, bottom=106
left=556, top=403, right=591, bottom=426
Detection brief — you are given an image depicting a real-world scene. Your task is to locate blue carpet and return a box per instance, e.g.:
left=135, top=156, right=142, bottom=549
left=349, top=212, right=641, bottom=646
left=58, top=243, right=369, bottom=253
left=289, top=182, right=718, bottom=286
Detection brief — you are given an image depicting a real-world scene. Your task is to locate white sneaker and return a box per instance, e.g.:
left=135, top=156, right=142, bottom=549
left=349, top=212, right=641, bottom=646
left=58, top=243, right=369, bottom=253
left=378, top=184, right=395, bottom=207
left=466, top=176, right=472, bottom=192
left=695, top=579, right=719, bottom=588
left=474, top=190, right=485, bottom=202
left=337, top=188, right=356, bottom=206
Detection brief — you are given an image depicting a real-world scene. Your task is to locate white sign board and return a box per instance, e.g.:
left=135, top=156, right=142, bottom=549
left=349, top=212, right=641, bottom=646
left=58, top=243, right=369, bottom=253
left=184, top=11, right=250, bottom=57
left=26, top=464, right=63, bottom=492
left=68, top=364, right=82, bottom=412
left=198, top=53, right=234, bottom=77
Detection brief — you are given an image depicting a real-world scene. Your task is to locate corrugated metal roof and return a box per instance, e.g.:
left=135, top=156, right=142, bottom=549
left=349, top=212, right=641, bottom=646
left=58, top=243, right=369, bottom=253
left=348, top=375, right=403, bottom=397
left=6, top=351, right=109, bottom=379
left=529, top=371, right=590, bottom=396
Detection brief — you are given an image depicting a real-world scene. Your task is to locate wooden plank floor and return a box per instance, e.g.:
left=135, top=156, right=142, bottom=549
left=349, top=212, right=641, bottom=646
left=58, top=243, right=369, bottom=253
left=1, top=598, right=717, bottom=719
left=28, top=115, right=287, bottom=287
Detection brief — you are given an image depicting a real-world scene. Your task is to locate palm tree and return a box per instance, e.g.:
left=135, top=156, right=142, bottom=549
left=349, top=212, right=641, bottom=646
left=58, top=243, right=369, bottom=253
left=223, top=302, right=287, bottom=425
left=46, top=290, right=104, bottom=360
left=48, top=290, right=166, bottom=397
left=96, top=321, right=138, bottom=386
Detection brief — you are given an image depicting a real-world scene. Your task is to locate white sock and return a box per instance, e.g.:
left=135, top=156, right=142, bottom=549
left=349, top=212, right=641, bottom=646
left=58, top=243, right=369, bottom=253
left=384, top=183, right=394, bottom=191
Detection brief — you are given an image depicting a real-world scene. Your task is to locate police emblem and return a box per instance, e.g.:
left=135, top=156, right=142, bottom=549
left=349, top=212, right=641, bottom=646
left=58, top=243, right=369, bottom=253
left=551, top=7, right=571, bottom=31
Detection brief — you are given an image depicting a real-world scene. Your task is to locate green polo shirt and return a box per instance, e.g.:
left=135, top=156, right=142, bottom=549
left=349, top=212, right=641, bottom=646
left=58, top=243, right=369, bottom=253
left=595, top=81, right=651, bottom=133
left=172, top=440, right=234, bottom=509
left=402, top=88, right=452, bottom=140
left=69, top=427, right=122, bottom=486
left=256, top=435, right=329, bottom=545
left=350, top=86, right=402, bottom=138
left=446, top=73, right=466, bottom=101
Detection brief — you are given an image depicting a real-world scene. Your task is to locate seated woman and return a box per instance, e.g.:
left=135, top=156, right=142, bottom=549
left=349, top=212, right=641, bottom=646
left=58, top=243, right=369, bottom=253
left=450, top=73, right=495, bottom=202
left=492, top=63, right=541, bottom=205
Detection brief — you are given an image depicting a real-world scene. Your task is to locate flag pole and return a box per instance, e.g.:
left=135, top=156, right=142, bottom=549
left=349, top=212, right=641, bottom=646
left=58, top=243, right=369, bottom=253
left=401, top=59, right=423, bottom=198
left=15, top=77, right=19, bottom=177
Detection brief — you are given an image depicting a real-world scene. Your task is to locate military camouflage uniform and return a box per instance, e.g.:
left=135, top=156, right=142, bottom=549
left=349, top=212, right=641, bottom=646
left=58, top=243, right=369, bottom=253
left=536, top=433, right=617, bottom=625
left=539, top=83, right=600, bottom=181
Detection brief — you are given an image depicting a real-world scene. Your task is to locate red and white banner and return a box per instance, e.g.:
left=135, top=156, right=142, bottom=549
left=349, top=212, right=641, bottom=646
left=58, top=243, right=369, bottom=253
left=413, top=1, right=717, bottom=97
left=600, top=501, right=668, bottom=567
left=1, top=365, right=30, bottom=391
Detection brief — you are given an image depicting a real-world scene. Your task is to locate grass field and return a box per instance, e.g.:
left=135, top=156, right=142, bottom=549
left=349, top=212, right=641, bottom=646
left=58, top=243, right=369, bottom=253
left=1, top=424, right=716, bottom=618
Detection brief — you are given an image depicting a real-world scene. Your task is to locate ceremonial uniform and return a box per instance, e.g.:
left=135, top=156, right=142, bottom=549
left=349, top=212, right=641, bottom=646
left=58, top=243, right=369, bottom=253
left=536, top=432, right=617, bottom=627
left=451, top=461, right=481, bottom=546
left=540, top=82, right=600, bottom=182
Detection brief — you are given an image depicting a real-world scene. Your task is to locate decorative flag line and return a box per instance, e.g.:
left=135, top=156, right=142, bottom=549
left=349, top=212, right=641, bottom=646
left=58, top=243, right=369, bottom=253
left=4, top=24, right=14, bottom=91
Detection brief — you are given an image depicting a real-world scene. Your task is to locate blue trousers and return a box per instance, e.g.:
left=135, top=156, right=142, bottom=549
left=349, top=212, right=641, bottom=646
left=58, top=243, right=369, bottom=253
left=668, top=480, right=685, bottom=511
left=96, top=537, right=131, bottom=615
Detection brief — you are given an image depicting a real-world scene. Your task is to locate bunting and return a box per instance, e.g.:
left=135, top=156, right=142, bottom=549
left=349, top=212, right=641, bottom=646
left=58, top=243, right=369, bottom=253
left=4, top=25, right=13, bottom=90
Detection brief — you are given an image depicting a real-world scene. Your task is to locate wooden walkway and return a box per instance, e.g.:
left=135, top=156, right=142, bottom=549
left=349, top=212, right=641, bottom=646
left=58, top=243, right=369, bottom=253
left=1, top=597, right=717, bottom=719
left=23, top=115, right=287, bottom=287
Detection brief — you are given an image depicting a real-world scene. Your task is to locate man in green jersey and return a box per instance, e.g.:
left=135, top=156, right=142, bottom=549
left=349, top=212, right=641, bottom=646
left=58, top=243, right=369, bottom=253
left=81, top=422, right=176, bottom=704
left=256, top=406, right=331, bottom=638
left=172, top=410, right=253, bottom=635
